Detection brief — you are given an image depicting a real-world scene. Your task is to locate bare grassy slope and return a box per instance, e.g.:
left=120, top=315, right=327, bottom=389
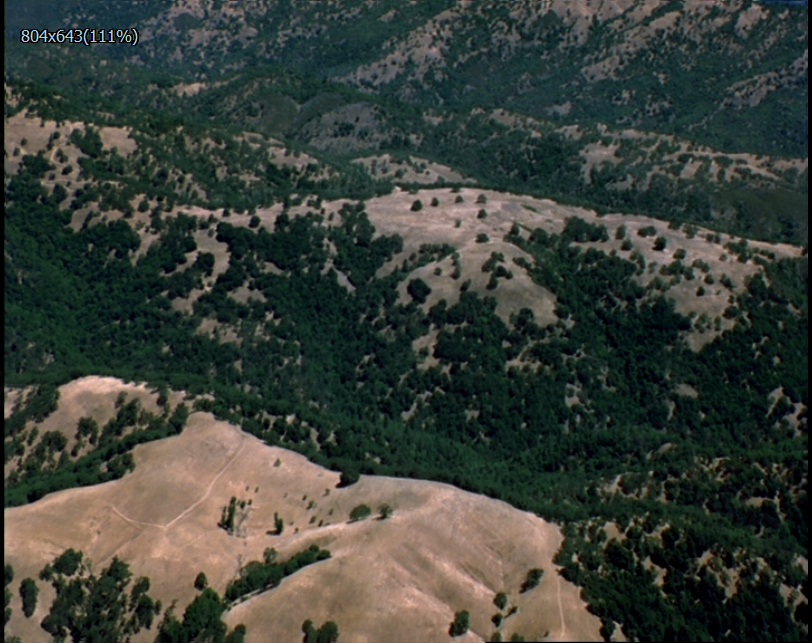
left=4, top=381, right=601, bottom=643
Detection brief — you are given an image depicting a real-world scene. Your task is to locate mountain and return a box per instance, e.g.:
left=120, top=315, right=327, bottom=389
left=4, top=1, right=808, bottom=642
left=5, top=0, right=808, bottom=156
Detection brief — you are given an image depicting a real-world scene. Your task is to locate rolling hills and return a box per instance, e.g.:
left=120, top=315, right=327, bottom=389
left=3, top=1, right=808, bottom=641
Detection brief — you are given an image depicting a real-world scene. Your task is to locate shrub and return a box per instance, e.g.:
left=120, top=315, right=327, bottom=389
left=520, top=568, right=544, bottom=593
left=20, top=578, right=38, bottom=618
left=194, top=572, right=208, bottom=591
left=349, top=504, right=372, bottom=522
left=449, top=610, right=470, bottom=636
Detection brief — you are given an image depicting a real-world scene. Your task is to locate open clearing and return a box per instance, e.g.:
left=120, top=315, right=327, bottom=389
left=5, top=380, right=601, bottom=643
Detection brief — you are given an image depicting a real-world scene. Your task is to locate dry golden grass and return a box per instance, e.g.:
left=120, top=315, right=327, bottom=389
left=5, top=380, right=601, bottom=643
left=352, top=153, right=473, bottom=185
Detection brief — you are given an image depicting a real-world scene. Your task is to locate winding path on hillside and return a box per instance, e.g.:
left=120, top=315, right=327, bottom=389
left=110, top=436, right=247, bottom=530
left=556, top=570, right=567, bottom=640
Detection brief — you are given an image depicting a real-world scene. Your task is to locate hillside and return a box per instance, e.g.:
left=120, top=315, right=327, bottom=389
left=5, top=0, right=807, bottom=157
left=4, top=1, right=808, bottom=245
left=4, top=377, right=601, bottom=643
left=3, top=1, right=809, bottom=641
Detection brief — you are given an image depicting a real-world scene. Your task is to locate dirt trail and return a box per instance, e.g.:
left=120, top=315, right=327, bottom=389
left=557, top=570, right=567, bottom=639
left=111, top=436, right=247, bottom=530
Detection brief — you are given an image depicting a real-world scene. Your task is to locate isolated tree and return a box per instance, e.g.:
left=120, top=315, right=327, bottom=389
left=274, top=512, right=284, bottom=535
left=411, top=199, right=423, bottom=212
left=349, top=504, right=371, bottom=522
left=431, top=197, right=439, bottom=207
left=654, top=236, right=667, bottom=251
left=520, top=568, right=544, bottom=593
left=20, top=578, right=38, bottom=618
left=194, top=572, right=208, bottom=591
left=477, top=194, right=487, bottom=204
left=493, top=591, right=508, bottom=611
left=449, top=610, right=470, bottom=637
left=219, top=497, right=237, bottom=534
left=378, top=504, right=393, bottom=520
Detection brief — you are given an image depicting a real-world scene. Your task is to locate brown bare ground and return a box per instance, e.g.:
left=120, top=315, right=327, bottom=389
left=5, top=381, right=601, bottom=643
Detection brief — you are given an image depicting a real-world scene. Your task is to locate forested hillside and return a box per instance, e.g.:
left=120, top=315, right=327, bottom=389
left=4, top=0, right=808, bottom=245
left=6, top=0, right=806, bottom=156
left=4, top=1, right=808, bottom=641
